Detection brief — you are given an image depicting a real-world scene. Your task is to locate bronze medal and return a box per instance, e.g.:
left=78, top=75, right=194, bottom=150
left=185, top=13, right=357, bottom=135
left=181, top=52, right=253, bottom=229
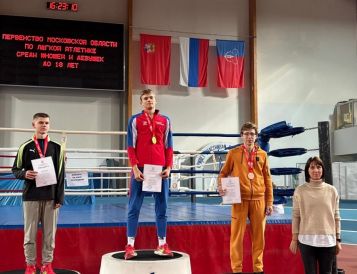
left=248, top=172, right=255, bottom=180
left=152, top=136, right=157, bottom=144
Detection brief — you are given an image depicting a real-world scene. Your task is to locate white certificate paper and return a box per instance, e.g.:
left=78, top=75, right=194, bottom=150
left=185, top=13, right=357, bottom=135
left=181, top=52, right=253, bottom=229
left=142, top=164, right=163, bottom=192
left=221, top=177, right=241, bottom=204
left=31, top=156, right=57, bottom=188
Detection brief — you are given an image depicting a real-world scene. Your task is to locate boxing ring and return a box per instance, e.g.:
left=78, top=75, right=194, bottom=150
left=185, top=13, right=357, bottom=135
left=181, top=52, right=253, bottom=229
left=0, top=123, right=356, bottom=274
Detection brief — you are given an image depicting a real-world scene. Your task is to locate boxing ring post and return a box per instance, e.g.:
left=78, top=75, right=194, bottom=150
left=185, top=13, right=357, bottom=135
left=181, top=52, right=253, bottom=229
left=318, top=121, right=333, bottom=185
left=189, top=156, right=196, bottom=203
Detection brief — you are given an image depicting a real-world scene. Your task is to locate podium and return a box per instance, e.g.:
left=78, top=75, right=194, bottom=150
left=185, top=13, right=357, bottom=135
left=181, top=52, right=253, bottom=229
left=100, top=250, right=191, bottom=274
left=0, top=270, right=79, bottom=274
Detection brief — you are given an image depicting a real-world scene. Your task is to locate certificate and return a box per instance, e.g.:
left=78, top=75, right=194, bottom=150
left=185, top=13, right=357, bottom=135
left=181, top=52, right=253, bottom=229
left=142, top=164, right=163, bottom=192
left=31, top=156, right=57, bottom=188
left=221, top=177, right=241, bottom=204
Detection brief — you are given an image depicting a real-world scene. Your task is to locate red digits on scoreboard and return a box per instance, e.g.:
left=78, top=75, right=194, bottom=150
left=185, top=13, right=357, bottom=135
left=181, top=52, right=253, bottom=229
left=71, top=3, right=78, bottom=11
left=49, top=2, right=56, bottom=10
left=47, top=2, right=78, bottom=12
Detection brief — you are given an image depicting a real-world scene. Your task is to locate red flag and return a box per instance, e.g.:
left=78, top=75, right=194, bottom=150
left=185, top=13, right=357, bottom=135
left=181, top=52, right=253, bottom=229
left=140, top=34, right=171, bottom=85
left=216, top=40, right=245, bottom=88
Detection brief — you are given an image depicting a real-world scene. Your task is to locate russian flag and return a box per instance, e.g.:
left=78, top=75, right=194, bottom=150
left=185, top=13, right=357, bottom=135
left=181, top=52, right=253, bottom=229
left=179, top=37, right=209, bottom=87
left=216, top=39, right=245, bottom=88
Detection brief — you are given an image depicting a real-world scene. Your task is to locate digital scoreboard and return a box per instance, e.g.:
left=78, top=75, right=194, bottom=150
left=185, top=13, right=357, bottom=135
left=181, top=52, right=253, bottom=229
left=47, top=2, right=79, bottom=12
left=0, top=15, right=125, bottom=90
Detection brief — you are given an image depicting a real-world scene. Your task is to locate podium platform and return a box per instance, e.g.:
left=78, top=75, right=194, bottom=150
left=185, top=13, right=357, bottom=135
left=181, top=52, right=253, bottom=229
left=0, top=270, right=79, bottom=274
left=0, top=202, right=310, bottom=274
left=100, top=250, right=191, bottom=274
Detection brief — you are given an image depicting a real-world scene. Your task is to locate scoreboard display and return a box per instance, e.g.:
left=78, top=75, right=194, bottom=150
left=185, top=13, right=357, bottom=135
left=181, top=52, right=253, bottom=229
left=0, top=15, right=125, bottom=90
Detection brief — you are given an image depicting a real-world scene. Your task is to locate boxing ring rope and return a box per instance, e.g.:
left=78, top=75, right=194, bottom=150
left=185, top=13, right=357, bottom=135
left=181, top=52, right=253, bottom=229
left=0, top=122, right=320, bottom=202
left=0, top=126, right=234, bottom=199
left=0, top=127, right=126, bottom=135
left=0, top=127, right=131, bottom=199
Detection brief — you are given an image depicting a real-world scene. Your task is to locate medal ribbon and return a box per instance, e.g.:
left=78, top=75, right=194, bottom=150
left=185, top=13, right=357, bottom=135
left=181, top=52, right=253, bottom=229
left=144, top=112, right=156, bottom=139
left=243, top=144, right=256, bottom=175
left=33, top=135, right=48, bottom=158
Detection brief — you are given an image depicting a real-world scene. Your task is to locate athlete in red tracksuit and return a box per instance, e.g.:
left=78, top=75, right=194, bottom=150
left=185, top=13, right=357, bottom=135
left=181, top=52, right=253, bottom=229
left=124, top=89, right=174, bottom=260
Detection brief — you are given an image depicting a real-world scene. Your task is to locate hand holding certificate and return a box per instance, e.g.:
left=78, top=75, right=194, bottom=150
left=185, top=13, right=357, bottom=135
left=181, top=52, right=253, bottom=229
left=31, top=156, right=57, bottom=187
left=142, top=164, right=163, bottom=192
left=221, top=177, right=241, bottom=204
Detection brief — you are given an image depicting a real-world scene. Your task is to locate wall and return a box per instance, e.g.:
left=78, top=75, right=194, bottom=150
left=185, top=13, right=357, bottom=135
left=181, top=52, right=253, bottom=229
left=1, top=0, right=250, bottom=161
left=1, top=0, right=356, bottom=184
left=0, top=0, right=128, bottom=158
left=131, top=0, right=251, bottom=151
left=257, top=0, right=357, bottom=184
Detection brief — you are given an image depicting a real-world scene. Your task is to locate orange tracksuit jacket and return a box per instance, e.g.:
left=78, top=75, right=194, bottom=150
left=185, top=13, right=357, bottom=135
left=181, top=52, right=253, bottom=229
left=219, top=145, right=273, bottom=273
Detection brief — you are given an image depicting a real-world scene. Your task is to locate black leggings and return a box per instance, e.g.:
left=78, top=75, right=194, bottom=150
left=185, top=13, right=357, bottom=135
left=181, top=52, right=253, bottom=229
left=299, top=242, right=336, bottom=274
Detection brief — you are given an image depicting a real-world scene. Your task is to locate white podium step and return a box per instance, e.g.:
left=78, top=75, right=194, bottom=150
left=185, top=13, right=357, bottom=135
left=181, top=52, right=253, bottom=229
left=100, top=250, right=191, bottom=274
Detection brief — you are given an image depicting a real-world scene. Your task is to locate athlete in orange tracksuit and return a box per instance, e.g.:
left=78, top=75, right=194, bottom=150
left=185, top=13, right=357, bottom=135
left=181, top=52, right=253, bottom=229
left=218, top=122, right=273, bottom=274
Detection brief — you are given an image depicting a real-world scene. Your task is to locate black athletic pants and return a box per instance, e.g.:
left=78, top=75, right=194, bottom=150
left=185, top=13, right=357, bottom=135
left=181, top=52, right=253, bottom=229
left=299, top=242, right=336, bottom=274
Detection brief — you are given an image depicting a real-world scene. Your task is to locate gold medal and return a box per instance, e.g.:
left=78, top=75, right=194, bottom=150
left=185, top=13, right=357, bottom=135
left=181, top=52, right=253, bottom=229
left=152, top=136, right=157, bottom=144
left=248, top=172, right=255, bottom=180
